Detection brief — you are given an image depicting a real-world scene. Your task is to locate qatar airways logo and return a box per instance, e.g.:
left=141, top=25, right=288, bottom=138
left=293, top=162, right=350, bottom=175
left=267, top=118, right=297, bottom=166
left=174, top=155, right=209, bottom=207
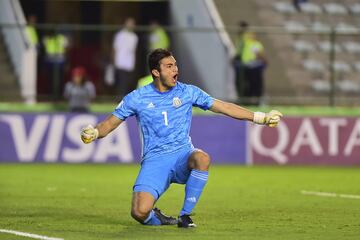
left=251, top=118, right=360, bottom=165
left=0, top=114, right=134, bottom=163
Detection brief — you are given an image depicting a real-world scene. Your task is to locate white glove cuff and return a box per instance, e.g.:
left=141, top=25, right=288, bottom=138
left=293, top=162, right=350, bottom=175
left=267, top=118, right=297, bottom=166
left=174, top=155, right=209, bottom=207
left=253, top=112, right=266, bottom=124
left=93, top=128, right=99, bottom=139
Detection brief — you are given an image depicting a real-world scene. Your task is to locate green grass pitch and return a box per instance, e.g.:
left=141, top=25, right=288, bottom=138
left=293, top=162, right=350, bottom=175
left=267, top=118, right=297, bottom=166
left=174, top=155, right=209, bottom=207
left=0, top=164, right=360, bottom=240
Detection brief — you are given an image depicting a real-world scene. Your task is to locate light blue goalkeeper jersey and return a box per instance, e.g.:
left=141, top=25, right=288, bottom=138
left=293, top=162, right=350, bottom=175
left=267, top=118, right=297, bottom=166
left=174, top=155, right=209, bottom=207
left=112, top=82, right=214, bottom=160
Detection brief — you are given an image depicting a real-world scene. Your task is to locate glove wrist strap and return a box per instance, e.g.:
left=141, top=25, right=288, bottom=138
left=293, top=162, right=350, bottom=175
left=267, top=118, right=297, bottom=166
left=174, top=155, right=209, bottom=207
left=253, top=112, right=266, bottom=124
left=93, top=128, right=99, bottom=140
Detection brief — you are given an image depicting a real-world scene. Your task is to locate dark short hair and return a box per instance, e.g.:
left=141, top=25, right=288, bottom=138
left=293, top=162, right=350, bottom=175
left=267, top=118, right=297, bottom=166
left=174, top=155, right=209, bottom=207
left=148, top=48, right=172, bottom=77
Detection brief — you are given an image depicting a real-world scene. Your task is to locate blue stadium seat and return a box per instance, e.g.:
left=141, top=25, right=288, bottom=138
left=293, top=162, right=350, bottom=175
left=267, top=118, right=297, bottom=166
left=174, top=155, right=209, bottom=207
left=300, top=2, right=322, bottom=15
left=311, top=21, right=331, bottom=34
left=311, top=79, right=330, bottom=92
left=323, top=3, right=348, bottom=15
left=293, top=40, right=316, bottom=57
left=303, top=59, right=325, bottom=73
left=273, top=2, right=296, bottom=14
left=336, top=80, right=360, bottom=93
left=318, top=41, right=342, bottom=53
left=332, top=61, right=351, bottom=73
left=335, top=22, right=359, bottom=35
left=349, top=3, right=360, bottom=16
left=285, top=21, right=307, bottom=33
left=342, top=41, right=360, bottom=54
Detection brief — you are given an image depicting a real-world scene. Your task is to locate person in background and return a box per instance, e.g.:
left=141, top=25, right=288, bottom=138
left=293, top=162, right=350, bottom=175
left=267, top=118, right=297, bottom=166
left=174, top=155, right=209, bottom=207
left=43, top=29, right=69, bottom=100
left=148, top=20, right=170, bottom=53
left=112, top=17, right=138, bottom=97
left=26, top=14, right=40, bottom=98
left=137, top=21, right=169, bottom=90
left=233, top=21, right=249, bottom=101
left=64, top=66, right=96, bottom=112
left=26, top=14, right=39, bottom=49
left=293, top=0, right=308, bottom=11
left=137, top=74, right=153, bottom=88
left=241, top=32, right=267, bottom=105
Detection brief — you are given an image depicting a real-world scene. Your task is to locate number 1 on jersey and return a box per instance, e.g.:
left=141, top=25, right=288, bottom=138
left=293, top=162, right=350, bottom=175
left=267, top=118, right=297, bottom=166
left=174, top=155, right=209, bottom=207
left=162, top=111, right=168, bottom=126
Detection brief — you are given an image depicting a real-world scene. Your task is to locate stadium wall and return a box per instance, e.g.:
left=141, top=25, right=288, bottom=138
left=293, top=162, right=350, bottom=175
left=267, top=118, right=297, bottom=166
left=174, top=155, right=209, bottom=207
left=170, top=0, right=236, bottom=101
left=0, top=113, right=359, bottom=165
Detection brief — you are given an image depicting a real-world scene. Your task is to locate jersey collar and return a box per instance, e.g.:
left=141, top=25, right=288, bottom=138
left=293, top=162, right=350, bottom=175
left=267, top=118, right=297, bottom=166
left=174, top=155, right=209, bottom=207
left=150, top=82, right=178, bottom=94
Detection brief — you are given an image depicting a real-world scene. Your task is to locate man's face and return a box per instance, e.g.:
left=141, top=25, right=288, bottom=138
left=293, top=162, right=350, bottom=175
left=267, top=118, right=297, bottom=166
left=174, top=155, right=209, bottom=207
left=158, top=56, right=178, bottom=89
left=125, top=18, right=135, bottom=31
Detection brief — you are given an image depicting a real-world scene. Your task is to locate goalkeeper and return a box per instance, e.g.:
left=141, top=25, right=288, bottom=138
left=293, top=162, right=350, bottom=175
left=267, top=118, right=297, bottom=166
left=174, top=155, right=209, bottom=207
left=81, top=48, right=282, bottom=228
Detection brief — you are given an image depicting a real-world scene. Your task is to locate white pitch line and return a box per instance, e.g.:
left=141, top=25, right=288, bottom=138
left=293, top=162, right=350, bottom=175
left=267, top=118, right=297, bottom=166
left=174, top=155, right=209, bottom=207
left=0, top=229, right=64, bottom=240
left=301, top=190, right=360, bottom=200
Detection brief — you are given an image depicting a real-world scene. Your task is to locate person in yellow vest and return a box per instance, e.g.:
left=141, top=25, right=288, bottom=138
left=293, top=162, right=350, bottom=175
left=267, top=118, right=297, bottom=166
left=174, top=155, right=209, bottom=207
left=145, top=21, right=170, bottom=84
left=43, top=29, right=69, bottom=99
left=241, top=31, right=267, bottom=105
left=26, top=14, right=39, bottom=48
left=233, top=21, right=249, bottom=100
left=148, top=21, right=170, bottom=53
left=137, top=74, right=153, bottom=88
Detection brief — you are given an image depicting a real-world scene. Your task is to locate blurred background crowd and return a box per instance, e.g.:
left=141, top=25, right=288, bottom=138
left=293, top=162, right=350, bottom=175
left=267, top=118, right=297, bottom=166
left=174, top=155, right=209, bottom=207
left=0, top=0, right=360, bottom=109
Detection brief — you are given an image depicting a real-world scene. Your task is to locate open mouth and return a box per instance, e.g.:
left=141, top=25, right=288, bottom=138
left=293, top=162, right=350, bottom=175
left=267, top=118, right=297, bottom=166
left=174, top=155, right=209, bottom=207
left=172, top=74, right=178, bottom=82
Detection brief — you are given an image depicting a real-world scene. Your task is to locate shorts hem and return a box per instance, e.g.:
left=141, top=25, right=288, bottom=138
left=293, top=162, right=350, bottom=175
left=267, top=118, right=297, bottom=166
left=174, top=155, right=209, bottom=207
left=142, top=144, right=194, bottom=162
left=133, top=184, right=159, bottom=200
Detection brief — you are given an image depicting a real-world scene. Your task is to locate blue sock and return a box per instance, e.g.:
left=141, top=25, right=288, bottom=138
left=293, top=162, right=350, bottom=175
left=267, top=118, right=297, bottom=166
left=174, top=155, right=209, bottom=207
left=180, top=169, right=209, bottom=216
left=143, top=210, right=161, bottom=226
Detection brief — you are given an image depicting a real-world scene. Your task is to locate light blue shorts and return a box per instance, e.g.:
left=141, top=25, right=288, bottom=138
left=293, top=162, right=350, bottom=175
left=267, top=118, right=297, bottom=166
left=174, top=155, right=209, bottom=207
left=133, top=146, right=195, bottom=200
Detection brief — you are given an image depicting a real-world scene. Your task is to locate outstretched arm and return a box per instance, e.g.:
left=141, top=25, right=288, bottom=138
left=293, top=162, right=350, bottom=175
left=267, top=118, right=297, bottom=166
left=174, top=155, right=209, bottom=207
left=81, top=115, right=123, bottom=144
left=210, top=99, right=254, bottom=121
left=209, top=99, right=282, bottom=127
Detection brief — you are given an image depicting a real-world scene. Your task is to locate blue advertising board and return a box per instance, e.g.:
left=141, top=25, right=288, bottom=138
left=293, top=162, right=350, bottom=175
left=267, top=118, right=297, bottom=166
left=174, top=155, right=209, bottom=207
left=0, top=113, right=247, bottom=164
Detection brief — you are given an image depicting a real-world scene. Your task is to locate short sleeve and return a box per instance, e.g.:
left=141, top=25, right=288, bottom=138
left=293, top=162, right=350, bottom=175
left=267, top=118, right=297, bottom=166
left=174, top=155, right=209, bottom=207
left=190, top=85, right=214, bottom=110
left=112, top=93, right=137, bottom=120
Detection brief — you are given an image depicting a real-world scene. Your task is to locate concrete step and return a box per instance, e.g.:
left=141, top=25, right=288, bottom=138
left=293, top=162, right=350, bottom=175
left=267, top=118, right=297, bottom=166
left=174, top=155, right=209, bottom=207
left=0, top=52, right=9, bottom=62
left=0, top=91, right=22, bottom=101
left=0, top=79, right=19, bottom=88
left=0, top=61, right=14, bottom=72
left=0, top=35, right=22, bottom=101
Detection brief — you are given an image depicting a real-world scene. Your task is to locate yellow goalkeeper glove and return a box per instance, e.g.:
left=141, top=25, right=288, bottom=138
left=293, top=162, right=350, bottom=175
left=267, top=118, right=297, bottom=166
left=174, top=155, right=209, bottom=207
left=253, top=110, right=283, bottom=127
left=81, top=124, right=99, bottom=144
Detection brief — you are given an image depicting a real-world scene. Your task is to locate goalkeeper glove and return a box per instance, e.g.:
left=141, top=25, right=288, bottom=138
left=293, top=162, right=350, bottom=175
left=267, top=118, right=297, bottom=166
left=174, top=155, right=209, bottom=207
left=81, top=124, right=99, bottom=144
left=253, top=110, right=283, bottom=127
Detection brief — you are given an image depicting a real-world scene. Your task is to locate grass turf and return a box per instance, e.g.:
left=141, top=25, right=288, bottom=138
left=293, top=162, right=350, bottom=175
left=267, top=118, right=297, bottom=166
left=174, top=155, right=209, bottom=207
left=0, top=164, right=359, bottom=240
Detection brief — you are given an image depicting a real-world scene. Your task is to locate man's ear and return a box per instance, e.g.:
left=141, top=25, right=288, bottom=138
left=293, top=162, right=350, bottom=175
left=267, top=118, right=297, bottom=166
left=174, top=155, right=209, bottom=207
left=151, top=69, right=160, bottom=78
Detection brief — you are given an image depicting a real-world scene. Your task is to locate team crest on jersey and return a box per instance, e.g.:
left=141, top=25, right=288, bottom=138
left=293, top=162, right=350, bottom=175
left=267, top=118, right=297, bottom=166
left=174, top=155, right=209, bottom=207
left=173, top=97, right=182, bottom=108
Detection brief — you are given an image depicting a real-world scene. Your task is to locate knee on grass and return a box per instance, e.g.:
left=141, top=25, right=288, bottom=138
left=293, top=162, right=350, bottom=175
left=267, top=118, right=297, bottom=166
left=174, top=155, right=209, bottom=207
left=131, top=206, right=151, bottom=223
